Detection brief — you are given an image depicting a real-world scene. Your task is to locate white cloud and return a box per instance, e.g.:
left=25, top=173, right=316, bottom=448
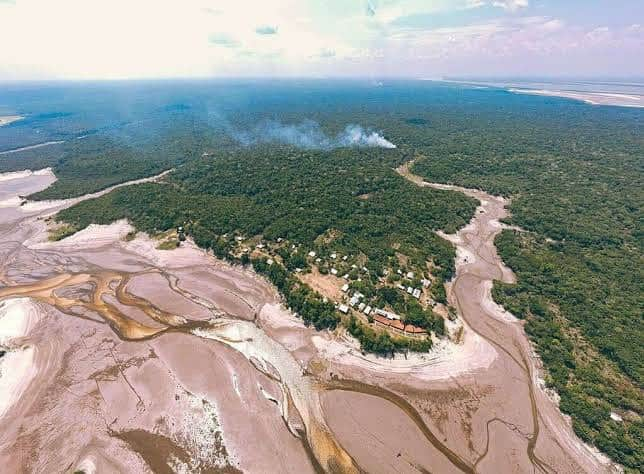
left=0, top=0, right=640, bottom=79
left=492, top=0, right=529, bottom=11
left=0, top=0, right=355, bottom=79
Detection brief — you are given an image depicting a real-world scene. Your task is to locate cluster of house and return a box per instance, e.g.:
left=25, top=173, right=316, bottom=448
left=397, top=284, right=422, bottom=299
left=337, top=286, right=370, bottom=315
left=335, top=281, right=428, bottom=335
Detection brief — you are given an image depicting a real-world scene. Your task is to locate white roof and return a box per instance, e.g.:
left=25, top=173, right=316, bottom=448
left=267, top=258, right=274, bottom=265
left=331, top=268, right=338, bottom=275
left=338, top=304, right=349, bottom=314
left=341, top=283, right=349, bottom=292
left=308, top=251, right=316, bottom=257
left=330, top=253, right=337, bottom=258
left=413, top=289, right=421, bottom=298
left=407, top=271, right=415, bottom=279
left=364, top=306, right=372, bottom=315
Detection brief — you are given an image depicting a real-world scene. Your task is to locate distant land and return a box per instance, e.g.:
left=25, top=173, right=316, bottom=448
left=443, top=78, right=644, bottom=108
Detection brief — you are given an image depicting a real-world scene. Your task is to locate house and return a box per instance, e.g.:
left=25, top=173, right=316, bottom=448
left=308, top=251, right=316, bottom=257
left=315, top=257, right=322, bottom=263
left=404, top=324, right=426, bottom=334
left=338, top=304, right=349, bottom=314
left=341, top=283, right=349, bottom=292
left=374, top=314, right=406, bottom=332
left=342, top=255, right=348, bottom=261
left=397, top=284, right=406, bottom=290
left=373, top=315, right=427, bottom=335
left=267, top=258, right=274, bottom=265
left=363, top=305, right=372, bottom=315
left=256, top=243, right=265, bottom=249
left=406, top=271, right=415, bottom=279
left=421, top=278, right=431, bottom=288
left=331, top=268, right=338, bottom=275
left=375, top=308, right=401, bottom=320
left=330, top=253, right=337, bottom=259
left=407, top=286, right=413, bottom=294
left=349, top=296, right=360, bottom=307
left=235, top=236, right=243, bottom=242
left=343, top=273, right=349, bottom=280
left=358, top=302, right=366, bottom=311
left=412, top=288, right=421, bottom=299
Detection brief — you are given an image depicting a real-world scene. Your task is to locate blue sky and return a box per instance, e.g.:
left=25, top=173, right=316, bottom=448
left=0, top=0, right=641, bottom=79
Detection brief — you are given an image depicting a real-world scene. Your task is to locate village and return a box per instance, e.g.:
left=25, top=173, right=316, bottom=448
left=223, top=231, right=449, bottom=341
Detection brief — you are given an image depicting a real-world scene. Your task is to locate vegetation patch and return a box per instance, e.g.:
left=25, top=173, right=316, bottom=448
left=48, top=222, right=79, bottom=241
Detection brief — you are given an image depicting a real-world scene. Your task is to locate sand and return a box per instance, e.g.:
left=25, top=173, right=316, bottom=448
left=508, top=88, right=644, bottom=108
left=0, top=165, right=621, bottom=473
left=0, top=298, right=42, bottom=421
left=0, top=116, right=23, bottom=127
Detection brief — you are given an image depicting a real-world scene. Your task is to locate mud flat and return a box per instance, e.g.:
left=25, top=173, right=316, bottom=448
left=0, top=166, right=620, bottom=473
left=387, top=162, right=618, bottom=473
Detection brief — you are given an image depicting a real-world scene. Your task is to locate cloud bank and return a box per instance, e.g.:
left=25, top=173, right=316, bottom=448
left=232, top=120, right=396, bottom=149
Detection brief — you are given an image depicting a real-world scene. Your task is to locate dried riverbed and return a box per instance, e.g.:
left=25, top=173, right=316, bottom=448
left=0, top=166, right=618, bottom=473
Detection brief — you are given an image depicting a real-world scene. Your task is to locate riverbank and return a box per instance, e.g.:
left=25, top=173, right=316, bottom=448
left=0, top=166, right=619, bottom=473
left=394, top=161, right=616, bottom=473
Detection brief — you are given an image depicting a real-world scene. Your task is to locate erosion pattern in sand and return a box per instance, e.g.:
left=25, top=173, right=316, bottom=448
left=0, top=166, right=618, bottom=473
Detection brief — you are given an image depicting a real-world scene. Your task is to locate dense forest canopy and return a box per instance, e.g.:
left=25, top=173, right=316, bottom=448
left=1, top=80, right=642, bottom=470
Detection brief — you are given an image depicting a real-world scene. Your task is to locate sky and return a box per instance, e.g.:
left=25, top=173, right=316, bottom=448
left=0, top=0, right=642, bottom=80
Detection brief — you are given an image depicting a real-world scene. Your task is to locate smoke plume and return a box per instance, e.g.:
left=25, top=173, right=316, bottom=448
left=232, top=119, right=396, bottom=150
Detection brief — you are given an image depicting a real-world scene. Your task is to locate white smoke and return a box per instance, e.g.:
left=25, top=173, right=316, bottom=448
left=232, top=119, right=396, bottom=150
left=340, top=125, right=396, bottom=148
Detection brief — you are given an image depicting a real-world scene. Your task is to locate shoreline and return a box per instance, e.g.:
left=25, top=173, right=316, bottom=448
left=0, top=165, right=621, bottom=473
left=0, top=116, right=23, bottom=128
left=507, top=88, right=644, bottom=108
left=395, top=160, right=617, bottom=472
